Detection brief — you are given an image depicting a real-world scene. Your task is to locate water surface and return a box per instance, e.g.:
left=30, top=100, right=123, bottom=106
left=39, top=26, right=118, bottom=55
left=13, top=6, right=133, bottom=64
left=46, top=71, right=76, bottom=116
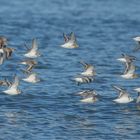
left=0, top=0, right=140, bottom=139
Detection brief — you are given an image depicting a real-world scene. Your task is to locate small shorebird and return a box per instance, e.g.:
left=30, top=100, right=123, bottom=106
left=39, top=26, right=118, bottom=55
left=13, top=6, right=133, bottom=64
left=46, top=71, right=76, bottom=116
left=61, top=32, right=79, bottom=49
left=22, top=72, right=40, bottom=83
left=134, top=88, right=140, bottom=103
left=133, top=36, right=140, bottom=51
left=117, top=54, right=138, bottom=79
left=112, top=85, right=133, bottom=103
left=121, top=62, right=138, bottom=79
left=24, top=38, right=40, bottom=58
left=74, top=76, right=94, bottom=85
left=3, top=75, right=21, bottom=95
left=77, top=90, right=98, bottom=103
left=20, top=59, right=37, bottom=73
left=80, top=61, right=96, bottom=77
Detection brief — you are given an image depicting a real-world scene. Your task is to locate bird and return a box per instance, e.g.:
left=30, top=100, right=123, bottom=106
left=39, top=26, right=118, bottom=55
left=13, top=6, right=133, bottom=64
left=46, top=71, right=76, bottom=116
left=61, top=32, right=79, bottom=49
left=20, top=59, right=37, bottom=73
left=77, top=89, right=98, bottom=103
left=134, top=88, right=140, bottom=103
left=24, top=38, right=40, bottom=58
left=117, top=54, right=138, bottom=79
left=73, top=76, right=94, bottom=85
left=80, top=61, right=96, bottom=77
left=3, top=75, right=21, bottom=95
left=120, top=63, right=138, bottom=79
left=112, top=85, right=133, bottom=103
left=22, top=72, right=40, bottom=83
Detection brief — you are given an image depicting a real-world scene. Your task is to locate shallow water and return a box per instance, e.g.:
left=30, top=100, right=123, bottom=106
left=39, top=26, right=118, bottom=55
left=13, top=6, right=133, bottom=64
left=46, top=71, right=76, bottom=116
left=0, top=0, right=140, bottom=139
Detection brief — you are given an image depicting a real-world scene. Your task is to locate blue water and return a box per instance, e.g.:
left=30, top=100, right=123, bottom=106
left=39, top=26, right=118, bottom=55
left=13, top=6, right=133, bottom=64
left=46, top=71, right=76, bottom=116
left=0, top=0, right=140, bottom=139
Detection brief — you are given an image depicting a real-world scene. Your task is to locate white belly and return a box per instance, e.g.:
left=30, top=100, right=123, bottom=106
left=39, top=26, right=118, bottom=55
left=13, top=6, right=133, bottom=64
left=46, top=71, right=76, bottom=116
left=74, top=77, right=83, bottom=83
left=24, top=51, right=38, bottom=58
left=113, top=97, right=133, bottom=103
left=121, top=74, right=133, bottom=79
left=22, top=76, right=39, bottom=83
left=61, top=42, right=77, bottom=49
left=3, top=88, right=21, bottom=95
left=80, top=97, right=97, bottom=103
left=0, top=49, right=4, bottom=53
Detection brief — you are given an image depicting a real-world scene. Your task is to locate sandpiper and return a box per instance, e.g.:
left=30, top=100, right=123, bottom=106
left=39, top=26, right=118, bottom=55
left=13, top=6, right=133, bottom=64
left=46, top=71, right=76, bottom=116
left=77, top=90, right=98, bottom=103
left=112, top=85, right=133, bottom=103
left=3, top=75, right=21, bottom=95
left=121, top=62, right=138, bottom=79
left=24, top=38, right=40, bottom=58
left=20, top=59, right=37, bottom=73
left=117, top=54, right=138, bottom=79
left=61, top=32, right=79, bottom=49
left=80, top=61, right=96, bottom=77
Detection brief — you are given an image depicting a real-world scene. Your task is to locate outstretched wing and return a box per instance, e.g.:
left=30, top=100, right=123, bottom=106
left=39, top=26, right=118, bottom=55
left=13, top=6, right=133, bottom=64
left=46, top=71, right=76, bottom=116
left=112, top=85, right=123, bottom=92
left=31, top=38, right=38, bottom=51
left=123, top=61, right=130, bottom=74
left=63, top=33, right=69, bottom=42
left=124, top=62, right=135, bottom=75
left=112, top=85, right=125, bottom=97
left=10, top=75, right=19, bottom=89
left=70, top=32, right=76, bottom=42
left=80, top=61, right=89, bottom=70
left=26, top=64, right=34, bottom=72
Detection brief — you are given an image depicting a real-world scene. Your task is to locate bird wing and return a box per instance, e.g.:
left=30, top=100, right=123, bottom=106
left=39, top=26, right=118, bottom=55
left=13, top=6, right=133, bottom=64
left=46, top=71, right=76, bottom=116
left=119, top=92, right=129, bottom=99
left=124, top=63, right=136, bottom=75
left=26, top=64, right=34, bottom=72
left=80, top=61, right=89, bottom=70
left=123, top=61, right=130, bottom=74
left=69, top=32, right=76, bottom=42
left=10, top=75, right=19, bottom=89
left=31, top=38, right=38, bottom=51
left=63, top=33, right=69, bottom=42
left=112, top=85, right=123, bottom=92
left=112, top=85, right=126, bottom=97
